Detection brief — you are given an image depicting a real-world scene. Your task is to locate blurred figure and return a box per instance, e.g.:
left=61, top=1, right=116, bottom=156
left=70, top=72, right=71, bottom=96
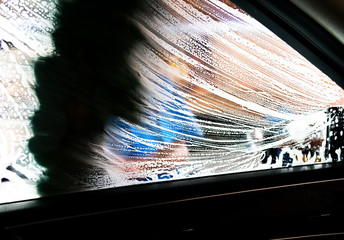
left=103, top=57, right=204, bottom=180
left=261, top=106, right=289, bottom=165
left=282, top=150, right=293, bottom=167
left=326, top=106, right=344, bottom=162
left=28, top=0, right=144, bottom=193
left=262, top=148, right=279, bottom=164
left=298, top=137, right=323, bottom=163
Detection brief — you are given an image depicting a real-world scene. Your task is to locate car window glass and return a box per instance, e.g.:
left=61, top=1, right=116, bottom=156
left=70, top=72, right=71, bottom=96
left=1, top=0, right=343, bottom=203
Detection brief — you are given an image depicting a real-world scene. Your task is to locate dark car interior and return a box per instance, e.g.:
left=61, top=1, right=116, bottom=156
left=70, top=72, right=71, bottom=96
left=1, top=0, right=344, bottom=239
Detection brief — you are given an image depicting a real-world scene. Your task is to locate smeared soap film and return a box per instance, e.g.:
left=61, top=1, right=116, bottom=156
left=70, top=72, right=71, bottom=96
left=1, top=0, right=344, bottom=202
left=101, top=0, right=344, bottom=181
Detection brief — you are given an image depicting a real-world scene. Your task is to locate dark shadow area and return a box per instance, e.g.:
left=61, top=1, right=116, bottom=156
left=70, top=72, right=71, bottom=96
left=28, top=0, right=144, bottom=193
left=1, top=163, right=344, bottom=239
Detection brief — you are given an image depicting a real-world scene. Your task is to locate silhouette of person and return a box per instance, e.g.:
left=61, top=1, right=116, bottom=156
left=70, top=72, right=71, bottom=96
left=28, top=0, right=144, bottom=193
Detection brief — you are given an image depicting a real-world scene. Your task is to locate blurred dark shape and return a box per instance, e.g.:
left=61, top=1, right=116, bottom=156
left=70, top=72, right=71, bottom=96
left=28, top=0, right=144, bottom=193
left=325, top=106, right=344, bottom=162
left=282, top=151, right=293, bottom=167
left=261, top=148, right=278, bottom=164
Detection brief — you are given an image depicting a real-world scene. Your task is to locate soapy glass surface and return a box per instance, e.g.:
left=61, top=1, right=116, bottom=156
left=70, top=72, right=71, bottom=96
left=1, top=0, right=343, bottom=203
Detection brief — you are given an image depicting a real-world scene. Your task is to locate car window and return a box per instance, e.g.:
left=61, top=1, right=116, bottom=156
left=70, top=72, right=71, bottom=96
left=1, top=0, right=344, bottom=203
